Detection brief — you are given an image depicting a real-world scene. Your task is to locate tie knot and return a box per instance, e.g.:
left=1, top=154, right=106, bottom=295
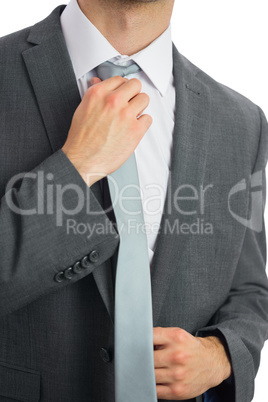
left=96, top=60, right=141, bottom=81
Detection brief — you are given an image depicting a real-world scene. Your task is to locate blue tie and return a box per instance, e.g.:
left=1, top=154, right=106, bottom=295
left=96, top=60, right=157, bottom=402
left=96, top=60, right=142, bottom=80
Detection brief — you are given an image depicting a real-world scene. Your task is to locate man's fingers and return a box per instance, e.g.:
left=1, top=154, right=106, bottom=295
left=153, top=326, right=171, bottom=346
left=115, top=77, right=142, bottom=103
left=155, top=368, right=173, bottom=384
left=129, top=92, right=150, bottom=117
left=90, top=76, right=144, bottom=109
left=153, top=327, right=189, bottom=345
left=156, top=384, right=174, bottom=400
left=90, top=77, right=102, bottom=85
left=137, top=114, right=153, bottom=133
left=154, top=348, right=168, bottom=369
left=100, top=75, right=128, bottom=91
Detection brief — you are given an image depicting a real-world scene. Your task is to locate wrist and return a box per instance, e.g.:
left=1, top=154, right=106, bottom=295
left=199, top=335, right=232, bottom=387
left=61, top=147, right=105, bottom=187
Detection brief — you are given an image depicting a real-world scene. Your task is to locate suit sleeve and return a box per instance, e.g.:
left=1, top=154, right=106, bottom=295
left=195, top=106, right=268, bottom=402
left=0, top=149, right=119, bottom=317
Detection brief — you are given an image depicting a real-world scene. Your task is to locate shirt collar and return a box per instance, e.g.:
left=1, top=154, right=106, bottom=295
left=61, top=0, right=173, bottom=97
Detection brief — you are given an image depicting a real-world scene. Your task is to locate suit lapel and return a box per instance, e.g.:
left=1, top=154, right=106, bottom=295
left=21, top=6, right=115, bottom=323
left=151, top=44, right=212, bottom=326
left=22, top=7, right=80, bottom=154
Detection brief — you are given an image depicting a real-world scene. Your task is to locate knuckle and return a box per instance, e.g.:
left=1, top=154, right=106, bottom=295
left=179, top=351, right=188, bottom=364
left=172, top=367, right=183, bottom=381
left=120, top=107, right=133, bottom=120
left=113, top=75, right=127, bottom=82
left=130, top=77, right=142, bottom=90
left=172, top=328, right=186, bottom=343
left=170, top=383, right=184, bottom=398
left=88, top=84, right=102, bottom=97
left=106, top=93, right=122, bottom=108
left=171, top=351, right=182, bottom=364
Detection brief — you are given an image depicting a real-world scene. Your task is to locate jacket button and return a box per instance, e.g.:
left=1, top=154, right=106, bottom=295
left=54, top=271, right=65, bottom=283
left=81, top=256, right=91, bottom=269
left=73, top=261, right=83, bottom=274
left=64, top=267, right=74, bottom=280
left=89, top=250, right=99, bottom=263
left=100, top=347, right=113, bottom=363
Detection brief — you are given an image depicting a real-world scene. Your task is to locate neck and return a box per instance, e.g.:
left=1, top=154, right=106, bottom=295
left=77, top=0, right=174, bottom=56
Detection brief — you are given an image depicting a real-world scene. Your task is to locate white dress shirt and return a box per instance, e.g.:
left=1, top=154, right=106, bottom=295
left=61, top=0, right=176, bottom=263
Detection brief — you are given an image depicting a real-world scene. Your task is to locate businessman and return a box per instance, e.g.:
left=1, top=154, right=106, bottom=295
left=0, top=0, right=267, bottom=401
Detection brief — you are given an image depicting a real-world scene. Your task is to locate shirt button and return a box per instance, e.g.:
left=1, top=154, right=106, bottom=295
left=100, top=347, right=113, bottom=363
left=54, top=271, right=65, bottom=283
left=89, top=250, right=99, bottom=263
left=64, top=267, right=74, bottom=280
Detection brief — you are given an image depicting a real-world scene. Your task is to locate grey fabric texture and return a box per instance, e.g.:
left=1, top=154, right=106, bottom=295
left=0, top=5, right=267, bottom=402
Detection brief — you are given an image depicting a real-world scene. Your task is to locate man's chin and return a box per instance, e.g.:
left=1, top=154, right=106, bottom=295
left=117, top=0, right=162, bottom=3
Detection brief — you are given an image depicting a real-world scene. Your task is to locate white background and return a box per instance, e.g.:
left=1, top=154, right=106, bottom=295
left=0, top=0, right=267, bottom=400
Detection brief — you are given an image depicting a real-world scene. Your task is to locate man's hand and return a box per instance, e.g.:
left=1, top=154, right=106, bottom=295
left=62, top=76, right=152, bottom=186
left=153, top=327, right=232, bottom=400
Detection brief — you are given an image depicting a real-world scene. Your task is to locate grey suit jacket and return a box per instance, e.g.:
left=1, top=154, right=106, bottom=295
left=0, top=5, right=268, bottom=402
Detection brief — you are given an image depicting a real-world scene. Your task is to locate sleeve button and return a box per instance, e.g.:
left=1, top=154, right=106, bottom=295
left=54, top=271, right=65, bottom=283
left=73, top=261, right=83, bottom=274
left=64, top=267, right=74, bottom=280
left=89, top=250, right=99, bottom=263
left=81, top=256, right=91, bottom=269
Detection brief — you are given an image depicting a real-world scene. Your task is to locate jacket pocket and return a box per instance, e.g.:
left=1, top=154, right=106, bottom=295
left=0, top=361, right=40, bottom=402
